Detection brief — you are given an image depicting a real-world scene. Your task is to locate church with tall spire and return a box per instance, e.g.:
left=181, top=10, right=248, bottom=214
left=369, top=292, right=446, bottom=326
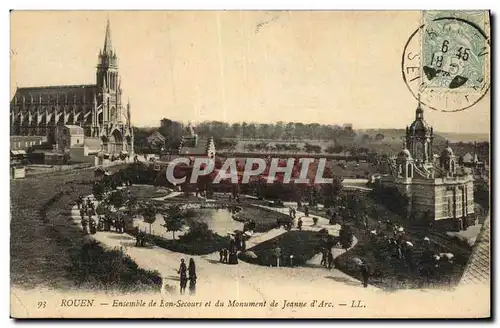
left=381, top=99, right=475, bottom=229
left=10, top=19, right=134, bottom=157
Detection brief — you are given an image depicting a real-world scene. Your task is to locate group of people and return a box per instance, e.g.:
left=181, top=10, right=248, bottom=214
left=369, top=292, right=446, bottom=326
left=97, top=216, right=126, bottom=233
left=276, top=211, right=303, bottom=231
left=79, top=197, right=96, bottom=235
left=319, top=247, right=335, bottom=270
left=366, top=220, right=456, bottom=285
left=135, top=229, right=148, bottom=247
left=77, top=196, right=126, bottom=235
left=218, top=248, right=229, bottom=263
left=217, top=232, right=243, bottom=265
left=178, top=258, right=197, bottom=295
left=81, top=217, right=97, bottom=235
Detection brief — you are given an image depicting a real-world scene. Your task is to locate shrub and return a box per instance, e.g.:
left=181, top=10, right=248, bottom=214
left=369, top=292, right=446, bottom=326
left=240, top=231, right=324, bottom=267
left=69, top=240, right=162, bottom=292
left=180, top=221, right=216, bottom=242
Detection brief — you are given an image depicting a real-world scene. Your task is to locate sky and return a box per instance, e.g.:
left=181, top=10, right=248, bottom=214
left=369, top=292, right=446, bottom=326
left=10, top=10, right=490, bottom=133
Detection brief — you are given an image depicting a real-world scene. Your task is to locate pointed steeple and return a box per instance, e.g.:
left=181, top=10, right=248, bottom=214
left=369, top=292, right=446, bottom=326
left=416, top=94, right=423, bottom=120
left=103, top=18, right=113, bottom=55
left=127, top=98, right=131, bottom=124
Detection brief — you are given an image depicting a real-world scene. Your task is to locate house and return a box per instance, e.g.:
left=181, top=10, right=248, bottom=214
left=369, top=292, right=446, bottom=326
left=146, top=130, right=166, bottom=149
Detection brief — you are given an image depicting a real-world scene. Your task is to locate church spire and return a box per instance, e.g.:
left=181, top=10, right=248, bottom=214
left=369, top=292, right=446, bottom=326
left=127, top=98, right=131, bottom=126
left=103, top=18, right=113, bottom=55
left=416, top=94, right=424, bottom=120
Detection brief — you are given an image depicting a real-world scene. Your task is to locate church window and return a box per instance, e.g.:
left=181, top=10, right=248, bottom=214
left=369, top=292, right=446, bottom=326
left=77, top=139, right=80, bottom=144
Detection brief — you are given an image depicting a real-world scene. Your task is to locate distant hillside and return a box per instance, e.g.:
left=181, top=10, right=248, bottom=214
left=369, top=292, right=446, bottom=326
left=356, top=129, right=446, bottom=144
left=357, top=128, right=488, bottom=143
left=437, top=132, right=490, bottom=143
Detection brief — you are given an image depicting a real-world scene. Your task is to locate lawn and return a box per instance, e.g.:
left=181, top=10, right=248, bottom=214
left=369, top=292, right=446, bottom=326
left=334, top=237, right=468, bottom=291
left=130, top=229, right=229, bottom=255
left=127, top=184, right=171, bottom=199
left=10, top=164, right=162, bottom=292
left=240, top=231, right=325, bottom=267
left=234, top=205, right=291, bottom=233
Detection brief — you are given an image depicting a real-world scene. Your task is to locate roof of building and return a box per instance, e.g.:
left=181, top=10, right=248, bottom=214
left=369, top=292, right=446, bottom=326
left=463, top=152, right=479, bottom=163
left=147, top=130, right=166, bottom=142
left=10, top=150, right=27, bottom=156
left=397, top=147, right=412, bottom=159
left=408, top=101, right=432, bottom=135
left=64, top=125, right=85, bottom=135
left=460, top=215, right=490, bottom=285
left=83, top=137, right=102, bottom=151
left=11, top=84, right=97, bottom=106
left=103, top=19, right=113, bottom=54
left=10, top=135, right=47, bottom=142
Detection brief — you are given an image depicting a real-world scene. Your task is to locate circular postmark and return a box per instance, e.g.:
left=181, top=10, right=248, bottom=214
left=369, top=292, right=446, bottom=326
left=402, top=15, right=490, bottom=112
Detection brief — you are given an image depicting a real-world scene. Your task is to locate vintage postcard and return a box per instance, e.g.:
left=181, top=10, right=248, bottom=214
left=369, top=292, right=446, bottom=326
left=10, top=10, right=491, bottom=319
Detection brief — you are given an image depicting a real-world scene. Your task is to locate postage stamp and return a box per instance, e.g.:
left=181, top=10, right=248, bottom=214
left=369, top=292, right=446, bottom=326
left=402, top=10, right=491, bottom=112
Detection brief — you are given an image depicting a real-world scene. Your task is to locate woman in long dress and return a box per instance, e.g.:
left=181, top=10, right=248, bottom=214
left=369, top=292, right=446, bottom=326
left=188, top=258, right=197, bottom=295
left=178, top=259, right=188, bottom=295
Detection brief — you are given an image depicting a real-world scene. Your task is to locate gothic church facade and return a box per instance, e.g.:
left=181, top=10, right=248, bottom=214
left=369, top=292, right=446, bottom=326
left=10, top=20, right=134, bottom=156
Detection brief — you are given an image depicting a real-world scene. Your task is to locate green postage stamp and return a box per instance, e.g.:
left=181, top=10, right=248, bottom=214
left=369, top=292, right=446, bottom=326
left=421, top=11, right=489, bottom=90
left=402, top=10, right=490, bottom=112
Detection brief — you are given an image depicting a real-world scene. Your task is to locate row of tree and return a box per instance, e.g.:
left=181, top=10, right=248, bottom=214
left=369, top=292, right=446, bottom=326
left=134, top=118, right=490, bottom=166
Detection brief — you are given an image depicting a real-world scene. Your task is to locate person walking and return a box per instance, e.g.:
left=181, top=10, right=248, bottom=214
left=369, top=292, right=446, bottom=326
left=188, top=258, right=197, bottom=295
left=320, top=248, right=327, bottom=267
left=219, top=248, right=224, bottom=262
left=178, top=259, right=188, bottom=295
left=298, top=217, right=303, bottom=231
left=89, top=218, right=97, bottom=235
left=76, top=196, right=83, bottom=209
left=81, top=218, right=89, bottom=235
left=360, top=263, right=369, bottom=288
left=327, top=250, right=334, bottom=270
left=135, top=228, right=142, bottom=247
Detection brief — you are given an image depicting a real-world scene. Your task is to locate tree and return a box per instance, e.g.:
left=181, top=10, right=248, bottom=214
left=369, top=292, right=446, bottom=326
left=92, top=182, right=106, bottom=202
left=141, top=204, right=157, bottom=234
left=126, top=193, right=138, bottom=216
left=107, top=190, right=126, bottom=211
left=321, top=176, right=344, bottom=208
left=95, top=203, right=108, bottom=218
left=344, top=191, right=367, bottom=223
left=339, top=224, right=353, bottom=250
left=163, top=205, right=186, bottom=240
left=158, top=118, right=183, bottom=151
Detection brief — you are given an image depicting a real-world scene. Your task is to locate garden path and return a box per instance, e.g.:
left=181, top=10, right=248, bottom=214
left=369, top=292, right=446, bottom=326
left=70, top=192, right=373, bottom=297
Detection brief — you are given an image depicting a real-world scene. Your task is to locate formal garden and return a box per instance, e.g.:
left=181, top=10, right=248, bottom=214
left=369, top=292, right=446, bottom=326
left=62, top=160, right=479, bottom=291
